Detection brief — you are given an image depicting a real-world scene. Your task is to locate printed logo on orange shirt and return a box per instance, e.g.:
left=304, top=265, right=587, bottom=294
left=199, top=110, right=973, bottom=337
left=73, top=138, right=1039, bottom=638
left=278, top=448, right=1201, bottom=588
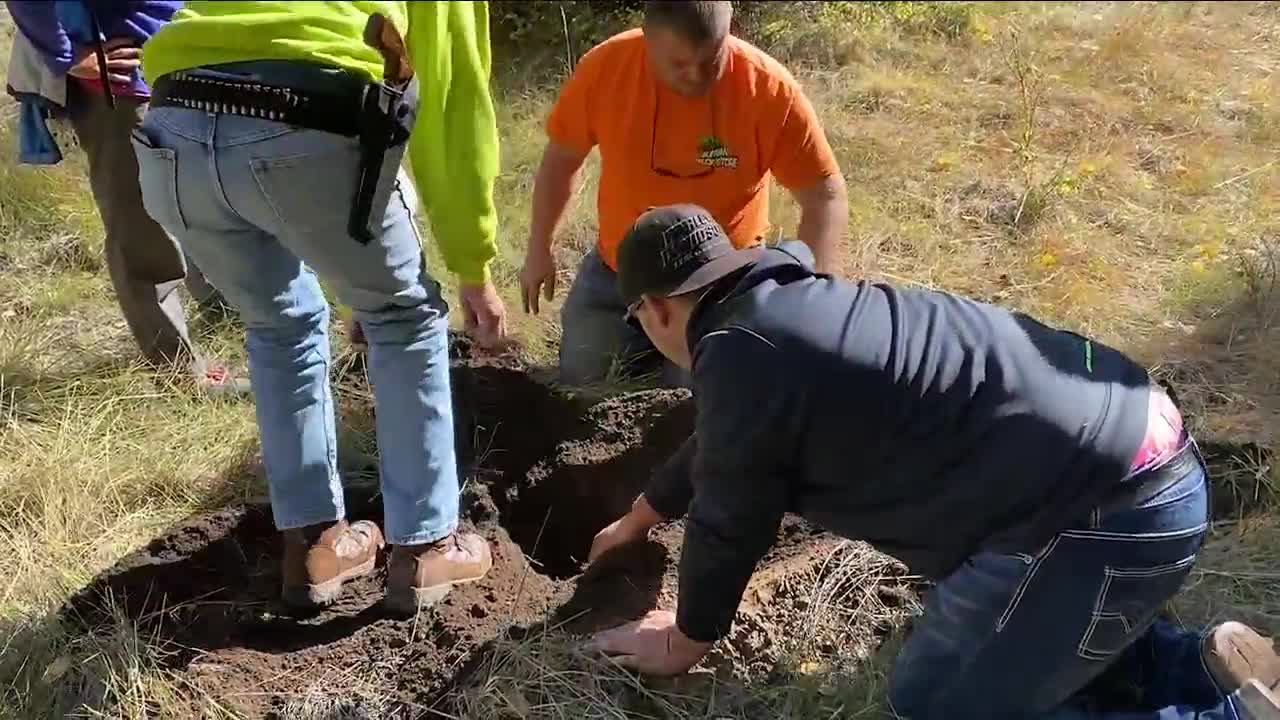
left=698, top=135, right=738, bottom=169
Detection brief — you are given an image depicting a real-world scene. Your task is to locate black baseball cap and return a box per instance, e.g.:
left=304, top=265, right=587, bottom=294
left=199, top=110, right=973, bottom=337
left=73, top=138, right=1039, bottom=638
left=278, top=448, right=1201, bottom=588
left=616, top=204, right=765, bottom=317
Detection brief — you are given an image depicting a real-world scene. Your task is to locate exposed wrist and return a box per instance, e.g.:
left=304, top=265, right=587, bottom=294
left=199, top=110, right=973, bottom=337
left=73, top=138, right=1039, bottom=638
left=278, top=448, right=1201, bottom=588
left=628, top=495, right=664, bottom=530
left=674, top=615, right=721, bottom=646
left=670, top=620, right=715, bottom=656
left=526, top=233, right=554, bottom=255
left=456, top=265, right=492, bottom=287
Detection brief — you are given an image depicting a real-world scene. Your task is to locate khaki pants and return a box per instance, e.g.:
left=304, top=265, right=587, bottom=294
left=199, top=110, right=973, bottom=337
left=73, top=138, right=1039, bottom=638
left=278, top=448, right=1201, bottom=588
left=67, top=84, right=214, bottom=370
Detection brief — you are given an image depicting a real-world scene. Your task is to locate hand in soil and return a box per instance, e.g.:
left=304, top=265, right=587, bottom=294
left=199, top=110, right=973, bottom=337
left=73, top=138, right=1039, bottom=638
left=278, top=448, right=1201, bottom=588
left=589, top=610, right=712, bottom=676
left=587, top=496, right=663, bottom=569
left=586, top=517, right=646, bottom=569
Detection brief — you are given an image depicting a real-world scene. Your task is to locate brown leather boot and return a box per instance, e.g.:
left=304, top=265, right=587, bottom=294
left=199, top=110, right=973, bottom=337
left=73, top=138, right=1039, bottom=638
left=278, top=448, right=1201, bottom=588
left=281, top=520, right=384, bottom=608
left=1237, top=679, right=1280, bottom=719
left=1203, top=621, right=1280, bottom=693
left=384, top=532, right=493, bottom=614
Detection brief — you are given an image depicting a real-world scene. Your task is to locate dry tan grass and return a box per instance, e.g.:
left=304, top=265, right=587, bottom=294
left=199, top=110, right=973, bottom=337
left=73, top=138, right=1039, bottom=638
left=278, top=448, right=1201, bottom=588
left=451, top=541, right=915, bottom=720
left=2, top=2, right=1280, bottom=717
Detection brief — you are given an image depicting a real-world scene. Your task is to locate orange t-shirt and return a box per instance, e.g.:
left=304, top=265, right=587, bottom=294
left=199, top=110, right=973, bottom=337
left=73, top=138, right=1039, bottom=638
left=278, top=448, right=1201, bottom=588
left=546, top=29, right=840, bottom=270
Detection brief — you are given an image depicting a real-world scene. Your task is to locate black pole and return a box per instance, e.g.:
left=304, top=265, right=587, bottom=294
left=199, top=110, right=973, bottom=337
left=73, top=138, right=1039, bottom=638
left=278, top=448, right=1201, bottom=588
left=88, top=8, right=115, bottom=109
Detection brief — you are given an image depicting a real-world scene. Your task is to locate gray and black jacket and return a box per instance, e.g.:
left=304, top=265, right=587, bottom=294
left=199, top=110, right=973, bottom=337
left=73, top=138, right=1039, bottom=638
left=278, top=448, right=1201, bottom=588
left=646, top=245, right=1151, bottom=643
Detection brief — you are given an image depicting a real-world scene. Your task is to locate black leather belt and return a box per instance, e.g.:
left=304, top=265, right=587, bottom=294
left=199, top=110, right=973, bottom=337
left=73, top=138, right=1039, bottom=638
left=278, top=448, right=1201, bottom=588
left=150, top=64, right=418, bottom=245
left=151, top=69, right=365, bottom=138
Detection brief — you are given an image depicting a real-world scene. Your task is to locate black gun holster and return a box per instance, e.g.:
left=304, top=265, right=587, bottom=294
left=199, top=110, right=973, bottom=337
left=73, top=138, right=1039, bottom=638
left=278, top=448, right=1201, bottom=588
left=349, top=76, right=419, bottom=244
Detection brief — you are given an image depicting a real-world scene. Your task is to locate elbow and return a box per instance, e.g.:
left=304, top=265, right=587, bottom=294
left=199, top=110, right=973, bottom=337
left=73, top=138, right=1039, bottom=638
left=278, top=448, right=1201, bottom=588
left=797, top=174, right=847, bottom=217
left=818, top=173, right=848, bottom=211
left=794, top=175, right=848, bottom=273
left=831, top=173, right=849, bottom=203
left=829, top=177, right=849, bottom=226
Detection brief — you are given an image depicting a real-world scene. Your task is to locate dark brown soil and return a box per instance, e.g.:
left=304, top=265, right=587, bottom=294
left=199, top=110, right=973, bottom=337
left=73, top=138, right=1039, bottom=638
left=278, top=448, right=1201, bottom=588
left=60, top=345, right=906, bottom=718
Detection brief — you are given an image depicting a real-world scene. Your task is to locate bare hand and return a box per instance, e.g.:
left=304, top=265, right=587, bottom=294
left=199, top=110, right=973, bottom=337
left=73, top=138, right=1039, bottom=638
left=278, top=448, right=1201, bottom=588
left=588, top=610, right=712, bottom=676
left=459, top=280, right=508, bottom=351
left=587, top=495, right=664, bottom=568
left=519, top=243, right=557, bottom=315
left=69, top=39, right=141, bottom=85
left=588, top=515, right=648, bottom=567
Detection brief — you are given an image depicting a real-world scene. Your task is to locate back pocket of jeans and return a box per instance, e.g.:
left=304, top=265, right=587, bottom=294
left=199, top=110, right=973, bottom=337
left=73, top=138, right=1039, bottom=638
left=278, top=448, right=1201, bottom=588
left=131, top=131, right=188, bottom=233
left=1077, top=554, right=1197, bottom=661
left=248, top=134, right=361, bottom=240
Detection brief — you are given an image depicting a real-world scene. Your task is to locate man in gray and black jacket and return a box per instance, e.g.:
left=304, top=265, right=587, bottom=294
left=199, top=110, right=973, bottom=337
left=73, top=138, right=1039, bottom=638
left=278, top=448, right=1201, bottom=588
left=586, top=203, right=1280, bottom=720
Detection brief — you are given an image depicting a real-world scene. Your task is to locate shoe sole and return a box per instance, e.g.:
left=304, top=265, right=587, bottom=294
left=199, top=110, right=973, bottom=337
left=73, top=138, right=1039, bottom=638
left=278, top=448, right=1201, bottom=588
left=282, top=554, right=379, bottom=609
left=383, top=559, right=494, bottom=616
left=1206, top=622, right=1280, bottom=692
left=1237, top=679, right=1280, bottom=719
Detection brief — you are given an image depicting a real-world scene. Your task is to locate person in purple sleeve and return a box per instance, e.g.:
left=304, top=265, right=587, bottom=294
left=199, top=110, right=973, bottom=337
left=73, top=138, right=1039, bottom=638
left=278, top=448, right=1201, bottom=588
left=4, top=1, right=247, bottom=395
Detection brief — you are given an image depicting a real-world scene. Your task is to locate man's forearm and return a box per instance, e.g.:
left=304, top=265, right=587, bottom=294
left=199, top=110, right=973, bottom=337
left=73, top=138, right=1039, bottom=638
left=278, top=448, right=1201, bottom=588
left=627, top=494, right=665, bottom=529
left=794, top=175, right=848, bottom=275
left=528, top=143, right=584, bottom=250
left=675, top=505, right=782, bottom=643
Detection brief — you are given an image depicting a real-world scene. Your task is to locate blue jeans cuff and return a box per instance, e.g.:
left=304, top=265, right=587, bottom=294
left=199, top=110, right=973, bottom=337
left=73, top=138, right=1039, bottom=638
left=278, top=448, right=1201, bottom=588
left=389, top=521, right=457, bottom=547
left=272, top=507, right=345, bottom=531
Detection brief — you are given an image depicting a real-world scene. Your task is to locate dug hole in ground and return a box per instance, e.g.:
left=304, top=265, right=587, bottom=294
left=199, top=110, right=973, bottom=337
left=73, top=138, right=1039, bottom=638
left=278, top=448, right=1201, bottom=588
left=60, top=339, right=921, bottom=717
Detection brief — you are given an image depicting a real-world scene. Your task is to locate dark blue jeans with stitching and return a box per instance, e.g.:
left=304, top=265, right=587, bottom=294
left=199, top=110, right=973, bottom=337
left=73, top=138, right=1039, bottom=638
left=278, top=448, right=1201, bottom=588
left=890, top=443, right=1252, bottom=719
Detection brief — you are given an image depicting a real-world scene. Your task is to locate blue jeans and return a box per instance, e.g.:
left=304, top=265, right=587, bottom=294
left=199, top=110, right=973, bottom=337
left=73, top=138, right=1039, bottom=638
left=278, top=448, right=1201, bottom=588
left=890, top=444, right=1252, bottom=719
left=559, top=249, right=691, bottom=388
left=131, top=99, right=458, bottom=546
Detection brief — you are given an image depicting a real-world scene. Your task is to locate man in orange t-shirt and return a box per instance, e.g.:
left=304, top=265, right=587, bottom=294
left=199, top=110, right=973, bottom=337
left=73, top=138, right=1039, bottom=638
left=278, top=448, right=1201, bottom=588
left=519, top=0, right=848, bottom=387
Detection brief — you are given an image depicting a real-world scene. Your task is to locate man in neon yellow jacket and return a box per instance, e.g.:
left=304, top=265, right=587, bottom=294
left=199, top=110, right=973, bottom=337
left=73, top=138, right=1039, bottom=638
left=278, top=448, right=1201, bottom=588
left=135, top=2, right=506, bottom=613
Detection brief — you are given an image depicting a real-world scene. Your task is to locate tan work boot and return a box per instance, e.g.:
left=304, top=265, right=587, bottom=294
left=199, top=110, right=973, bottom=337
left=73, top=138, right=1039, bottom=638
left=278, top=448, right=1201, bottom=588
left=281, top=520, right=384, bottom=608
left=1237, top=679, right=1280, bottom=719
left=1204, top=622, right=1280, bottom=694
left=384, top=532, right=493, bottom=614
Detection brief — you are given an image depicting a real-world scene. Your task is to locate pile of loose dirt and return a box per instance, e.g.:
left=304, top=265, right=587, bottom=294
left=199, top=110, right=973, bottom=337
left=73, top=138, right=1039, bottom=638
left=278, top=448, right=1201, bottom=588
left=60, top=347, right=909, bottom=718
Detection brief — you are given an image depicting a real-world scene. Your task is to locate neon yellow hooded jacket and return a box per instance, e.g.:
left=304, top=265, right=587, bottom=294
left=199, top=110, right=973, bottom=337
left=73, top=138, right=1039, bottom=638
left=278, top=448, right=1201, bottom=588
left=142, top=1, right=499, bottom=284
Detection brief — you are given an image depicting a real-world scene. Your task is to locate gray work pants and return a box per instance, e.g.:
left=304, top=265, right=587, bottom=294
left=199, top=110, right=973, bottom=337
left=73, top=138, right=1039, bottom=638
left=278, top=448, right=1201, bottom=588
left=67, top=84, right=217, bottom=370
left=558, top=248, right=690, bottom=389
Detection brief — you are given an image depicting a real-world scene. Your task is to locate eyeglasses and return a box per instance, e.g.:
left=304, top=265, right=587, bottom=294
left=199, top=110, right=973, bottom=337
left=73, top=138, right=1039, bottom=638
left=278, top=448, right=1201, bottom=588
left=650, top=91, right=717, bottom=180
